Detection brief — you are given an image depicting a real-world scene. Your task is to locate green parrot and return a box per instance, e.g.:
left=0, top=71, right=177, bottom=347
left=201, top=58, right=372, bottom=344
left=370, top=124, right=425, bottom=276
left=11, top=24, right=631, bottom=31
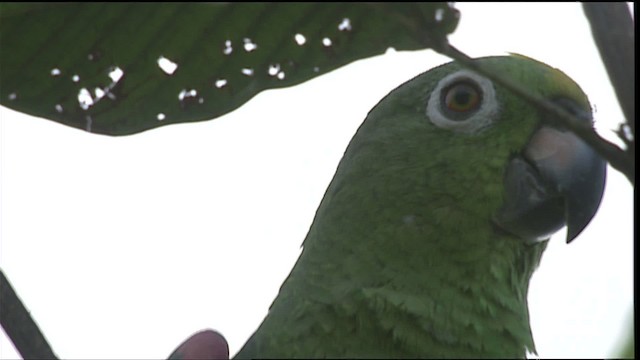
left=231, top=55, right=606, bottom=358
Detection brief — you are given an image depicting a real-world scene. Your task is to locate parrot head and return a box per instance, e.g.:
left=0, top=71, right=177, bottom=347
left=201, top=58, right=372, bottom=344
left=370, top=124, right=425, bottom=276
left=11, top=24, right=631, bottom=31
left=420, top=55, right=606, bottom=243
left=371, top=54, right=606, bottom=247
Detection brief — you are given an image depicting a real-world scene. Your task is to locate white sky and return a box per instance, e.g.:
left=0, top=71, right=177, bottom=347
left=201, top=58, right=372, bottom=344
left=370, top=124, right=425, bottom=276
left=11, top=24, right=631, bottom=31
left=0, top=3, right=633, bottom=359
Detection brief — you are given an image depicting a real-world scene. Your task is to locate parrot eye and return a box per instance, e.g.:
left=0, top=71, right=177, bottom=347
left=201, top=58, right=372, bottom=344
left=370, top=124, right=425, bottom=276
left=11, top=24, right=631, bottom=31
left=443, top=82, right=482, bottom=113
left=426, top=69, right=498, bottom=134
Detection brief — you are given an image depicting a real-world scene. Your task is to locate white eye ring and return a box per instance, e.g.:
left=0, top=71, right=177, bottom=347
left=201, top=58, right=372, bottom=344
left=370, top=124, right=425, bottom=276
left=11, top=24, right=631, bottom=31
left=426, top=69, right=498, bottom=134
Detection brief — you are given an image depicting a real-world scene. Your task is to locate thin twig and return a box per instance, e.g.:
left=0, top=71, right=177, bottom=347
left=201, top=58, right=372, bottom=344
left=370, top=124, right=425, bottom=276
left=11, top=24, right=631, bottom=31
left=0, top=269, right=58, bottom=359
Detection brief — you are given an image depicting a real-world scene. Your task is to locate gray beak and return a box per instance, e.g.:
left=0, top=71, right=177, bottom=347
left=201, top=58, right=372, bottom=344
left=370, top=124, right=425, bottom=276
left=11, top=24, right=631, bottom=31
left=493, top=99, right=607, bottom=243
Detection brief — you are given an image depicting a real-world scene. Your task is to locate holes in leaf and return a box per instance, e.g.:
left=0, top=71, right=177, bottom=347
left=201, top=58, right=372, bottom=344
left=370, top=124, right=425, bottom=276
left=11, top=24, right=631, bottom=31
left=157, top=113, right=166, bottom=121
left=338, top=18, right=352, bottom=31
left=215, top=79, right=228, bottom=89
left=243, top=38, right=258, bottom=52
left=294, top=33, right=306, bottom=45
left=108, top=66, right=124, bottom=83
left=77, top=88, right=94, bottom=110
left=101, top=66, right=124, bottom=101
left=178, top=89, right=201, bottom=109
left=68, top=67, right=121, bottom=111
left=178, top=89, right=198, bottom=101
left=241, top=68, right=254, bottom=76
left=268, top=64, right=281, bottom=76
left=7, top=93, right=17, bottom=101
left=313, top=66, right=320, bottom=73
left=322, top=37, right=332, bottom=47
left=51, top=68, right=61, bottom=76
left=94, top=88, right=106, bottom=100
left=223, top=40, right=233, bottom=55
left=435, top=8, right=444, bottom=22
left=157, top=56, right=178, bottom=75
left=268, top=64, right=285, bottom=80
left=55, top=104, right=63, bottom=113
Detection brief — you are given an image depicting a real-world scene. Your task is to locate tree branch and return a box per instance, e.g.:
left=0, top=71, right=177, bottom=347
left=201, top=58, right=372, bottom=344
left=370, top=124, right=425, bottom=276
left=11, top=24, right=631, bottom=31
left=582, top=3, right=635, bottom=139
left=0, top=269, right=58, bottom=359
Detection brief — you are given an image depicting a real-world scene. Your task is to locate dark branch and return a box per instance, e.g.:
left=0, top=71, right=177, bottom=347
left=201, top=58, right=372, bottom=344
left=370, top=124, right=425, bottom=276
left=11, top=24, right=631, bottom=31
left=0, top=269, right=58, bottom=359
left=582, top=3, right=635, bottom=138
left=435, top=43, right=635, bottom=185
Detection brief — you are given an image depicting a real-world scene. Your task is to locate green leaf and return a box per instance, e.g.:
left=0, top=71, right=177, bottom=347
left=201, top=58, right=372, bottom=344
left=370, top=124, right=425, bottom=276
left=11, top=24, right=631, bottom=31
left=0, top=3, right=459, bottom=135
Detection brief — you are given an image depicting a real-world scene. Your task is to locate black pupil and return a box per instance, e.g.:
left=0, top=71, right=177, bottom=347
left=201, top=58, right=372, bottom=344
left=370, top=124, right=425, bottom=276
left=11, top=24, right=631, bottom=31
left=454, top=88, right=472, bottom=105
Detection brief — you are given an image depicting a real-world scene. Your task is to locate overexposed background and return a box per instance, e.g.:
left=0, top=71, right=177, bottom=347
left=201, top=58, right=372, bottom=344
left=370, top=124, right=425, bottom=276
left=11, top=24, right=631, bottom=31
left=0, top=3, right=633, bottom=359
